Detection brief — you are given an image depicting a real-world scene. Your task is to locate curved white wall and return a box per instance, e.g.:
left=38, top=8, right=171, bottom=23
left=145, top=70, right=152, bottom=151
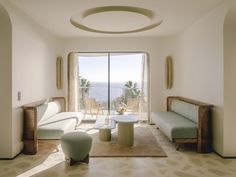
left=174, top=1, right=233, bottom=156
left=0, top=0, right=61, bottom=158
left=224, top=1, right=236, bottom=157
left=0, top=3, right=12, bottom=158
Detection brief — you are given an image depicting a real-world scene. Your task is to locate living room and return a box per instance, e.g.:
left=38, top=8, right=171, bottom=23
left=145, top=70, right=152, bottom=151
left=0, top=0, right=236, bottom=176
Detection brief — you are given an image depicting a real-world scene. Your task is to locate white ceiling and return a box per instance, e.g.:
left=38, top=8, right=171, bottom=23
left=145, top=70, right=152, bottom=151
left=9, top=0, right=224, bottom=37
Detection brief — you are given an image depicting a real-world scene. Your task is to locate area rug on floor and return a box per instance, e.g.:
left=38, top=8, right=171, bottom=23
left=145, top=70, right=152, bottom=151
left=89, top=126, right=167, bottom=157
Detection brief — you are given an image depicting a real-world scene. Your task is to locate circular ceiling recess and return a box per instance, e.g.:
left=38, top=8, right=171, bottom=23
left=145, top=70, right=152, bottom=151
left=70, top=6, right=163, bottom=34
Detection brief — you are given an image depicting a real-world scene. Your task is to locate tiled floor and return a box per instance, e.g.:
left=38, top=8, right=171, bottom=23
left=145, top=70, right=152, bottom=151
left=0, top=123, right=236, bottom=177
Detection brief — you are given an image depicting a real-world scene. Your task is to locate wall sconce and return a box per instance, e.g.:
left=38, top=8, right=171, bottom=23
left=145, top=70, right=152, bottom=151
left=165, top=56, right=173, bottom=89
left=56, top=57, right=63, bottom=89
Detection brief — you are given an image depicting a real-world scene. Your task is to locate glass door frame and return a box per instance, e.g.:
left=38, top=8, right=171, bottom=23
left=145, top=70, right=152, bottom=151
left=76, top=51, right=151, bottom=122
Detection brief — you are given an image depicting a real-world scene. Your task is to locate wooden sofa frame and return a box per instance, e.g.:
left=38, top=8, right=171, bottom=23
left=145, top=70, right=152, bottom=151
left=167, top=96, right=213, bottom=153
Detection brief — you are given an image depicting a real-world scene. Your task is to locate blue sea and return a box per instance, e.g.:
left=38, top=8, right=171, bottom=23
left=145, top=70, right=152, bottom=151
left=88, top=82, right=140, bottom=101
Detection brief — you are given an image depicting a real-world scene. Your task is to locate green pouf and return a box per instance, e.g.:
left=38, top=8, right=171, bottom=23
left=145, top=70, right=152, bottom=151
left=60, top=132, right=92, bottom=166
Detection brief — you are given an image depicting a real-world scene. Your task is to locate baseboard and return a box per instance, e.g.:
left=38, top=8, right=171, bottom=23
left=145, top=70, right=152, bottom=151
left=0, top=150, right=22, bottom=160
left=214, top=150, right=236, bottom=158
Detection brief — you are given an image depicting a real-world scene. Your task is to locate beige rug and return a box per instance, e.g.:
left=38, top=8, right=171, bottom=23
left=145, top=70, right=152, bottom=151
left=89, top=126, right=167, bottom=157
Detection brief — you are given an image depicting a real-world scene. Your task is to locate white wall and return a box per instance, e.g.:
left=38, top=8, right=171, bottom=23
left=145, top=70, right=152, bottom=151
left=0, top=0, right=181, bottom=158
left=224, top=2, right=236, bottom=156
left=0, top=3, right=12, bottom=158
left=1, top=0, right=234, bottom=158
left=0, top=0, right=62, bottom=158
left=59, top=37, right=181, bottom=114
left=176, top=1, right=232, bottom=156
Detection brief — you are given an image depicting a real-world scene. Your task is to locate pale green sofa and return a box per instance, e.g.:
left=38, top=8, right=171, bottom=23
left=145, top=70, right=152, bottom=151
left=151, top=96, right=213, bottom=153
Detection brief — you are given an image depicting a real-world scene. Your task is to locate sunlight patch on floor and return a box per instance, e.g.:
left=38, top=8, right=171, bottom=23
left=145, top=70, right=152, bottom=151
left=16, top=144, right=64, bottom=177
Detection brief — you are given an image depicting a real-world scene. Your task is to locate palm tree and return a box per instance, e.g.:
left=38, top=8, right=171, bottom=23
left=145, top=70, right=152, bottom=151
left=79, top=76, right=91, bottom=101
left=122, top=80, right=140, bottom=103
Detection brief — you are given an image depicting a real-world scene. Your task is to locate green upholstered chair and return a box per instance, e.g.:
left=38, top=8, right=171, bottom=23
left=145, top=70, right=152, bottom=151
left=61, top=132, right=92, bottom=166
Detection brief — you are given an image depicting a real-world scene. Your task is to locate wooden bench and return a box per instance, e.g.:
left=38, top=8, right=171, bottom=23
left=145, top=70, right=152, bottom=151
left=152, top=96, right=213, bottom=153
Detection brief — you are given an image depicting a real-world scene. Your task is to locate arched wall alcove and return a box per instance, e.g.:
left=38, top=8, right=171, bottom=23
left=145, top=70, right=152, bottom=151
left=0, top=2, right=13, bottom=158
left=223, top=1, right=236, bottom=157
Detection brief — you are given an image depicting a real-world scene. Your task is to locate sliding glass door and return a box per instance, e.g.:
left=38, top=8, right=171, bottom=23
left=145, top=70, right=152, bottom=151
left=78, top=53, right=109, bottom=118
left=76, top=52, right=149, bottom=121
left=110, top=53, right=143, bottom=116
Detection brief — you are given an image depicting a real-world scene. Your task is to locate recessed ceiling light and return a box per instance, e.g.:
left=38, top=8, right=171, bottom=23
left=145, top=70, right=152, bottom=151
left=70, top=6, right=163, bottom=34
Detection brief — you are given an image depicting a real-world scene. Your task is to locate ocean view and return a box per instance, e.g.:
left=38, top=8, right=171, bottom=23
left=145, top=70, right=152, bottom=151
left=88, top=82, right=140, bottom=101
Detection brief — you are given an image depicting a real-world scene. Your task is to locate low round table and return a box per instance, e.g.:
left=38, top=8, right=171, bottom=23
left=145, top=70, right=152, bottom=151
left=94, top=116, right=116, bottom=141
left=112, top=115, right=138, bottom=147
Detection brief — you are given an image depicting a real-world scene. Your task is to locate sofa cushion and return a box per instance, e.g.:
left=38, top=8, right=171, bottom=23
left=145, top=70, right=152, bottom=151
left=151, top=112, right=197, bottom=140
left=37, top=101, right=61, bottom=123
left=170, top=100, right=198, bottom=123
left=38, top=112, right=82, bottom=139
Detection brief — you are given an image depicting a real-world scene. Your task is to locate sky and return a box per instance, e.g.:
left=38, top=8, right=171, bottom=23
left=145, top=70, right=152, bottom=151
left=78, top=53, right=144, bottom=83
